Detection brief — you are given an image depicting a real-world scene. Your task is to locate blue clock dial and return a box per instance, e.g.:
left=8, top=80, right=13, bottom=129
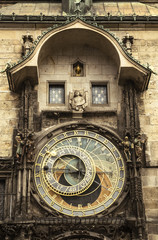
left=34, top=130, right=125, bottom=217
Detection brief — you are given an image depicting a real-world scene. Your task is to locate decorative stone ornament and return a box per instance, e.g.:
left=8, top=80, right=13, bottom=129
left=122, top=33, right=134, bottom=54
left=22, top=34, right=33, bottom=56
left=69, top=90, right=88, bottom=112
left=62, top=0, right=92, bottom=15
left=73, top=60, right=84, bottom=76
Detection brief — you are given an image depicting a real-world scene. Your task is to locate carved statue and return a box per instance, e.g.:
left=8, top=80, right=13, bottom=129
left=75, top=64, right=81, bottom=76
left=15, top=133, right=25, bottom=162
left=134, top=133, right=146, bottom=163
left=122, top=33, right=134, bottom=54
left=68, top=0, right=92, bottom=15
left=26, top=133, right=34, bottom=162
left=22, top=34, right=33, bottom=56
left=122, top=136, right=132, bottom=162
left=69, top=90, right=88, bottom=112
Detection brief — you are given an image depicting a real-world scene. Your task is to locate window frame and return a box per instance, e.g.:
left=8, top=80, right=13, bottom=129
left=90, top=81, right=109, bottom=106
left=47, top=81, right=66, bottom=106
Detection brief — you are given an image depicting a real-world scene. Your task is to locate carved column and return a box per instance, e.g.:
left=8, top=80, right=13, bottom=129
left=16, top=168, right=22, bottom=215
left=15, top=80, right=34, bottom=218
left=123, top=82, right=146, bottom=240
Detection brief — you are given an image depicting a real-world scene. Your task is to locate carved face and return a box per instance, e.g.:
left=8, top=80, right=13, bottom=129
left=74, top=90, right=80, bottom=96
left=34, top=130, right=126, bottom=217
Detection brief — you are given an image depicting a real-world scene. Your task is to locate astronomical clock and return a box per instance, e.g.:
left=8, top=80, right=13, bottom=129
left=0, top=1, right=149, bottom=238
left=34, top=127, right=126, bottom=218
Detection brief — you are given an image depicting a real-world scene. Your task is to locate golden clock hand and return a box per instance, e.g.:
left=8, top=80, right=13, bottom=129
left=46, top=150, right=57, bottom=157
left=58, top=157, right=79, bottom=172
left=96, top=171, right=113, bottom=174
left=53, top=168, right=69, bottom=171
left=52, top=168, right=76, bottom=173
left=93, top=179, right=109, bottom=191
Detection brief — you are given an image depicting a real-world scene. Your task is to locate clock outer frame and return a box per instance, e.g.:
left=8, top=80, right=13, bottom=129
left=32, top=122, right=128, bottom=217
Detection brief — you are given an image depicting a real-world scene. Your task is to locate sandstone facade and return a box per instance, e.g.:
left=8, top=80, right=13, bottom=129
left=0, top=1, right=158, bottom=240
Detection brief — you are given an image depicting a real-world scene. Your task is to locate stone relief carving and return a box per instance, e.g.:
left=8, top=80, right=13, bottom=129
left=69, top=90, right=88, bottom=112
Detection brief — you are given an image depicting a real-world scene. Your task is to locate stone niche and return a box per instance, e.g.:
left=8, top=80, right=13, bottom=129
left=38, top=28, right=120, bottom=115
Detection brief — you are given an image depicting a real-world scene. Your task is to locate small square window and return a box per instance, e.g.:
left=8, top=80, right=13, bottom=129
left=49, top=84, right=65, bottom=104
left=92, top=84, right=108, bottom=104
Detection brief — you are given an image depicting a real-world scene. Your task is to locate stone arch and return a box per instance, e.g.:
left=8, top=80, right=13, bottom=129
left=53, top=231, right=111, bottom=240
left=7, top=19, right=151, bottom=92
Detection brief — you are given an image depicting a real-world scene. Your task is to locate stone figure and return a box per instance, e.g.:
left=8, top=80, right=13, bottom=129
left=69, top=0, right=92, bottom=15
left=15, top=133, right=25, bottom=161
left=122, top=136, right=132, bottom=162
left=22, top=34, right=33, bottom=56
left=134, top=133, right=146, bottom=163
left=26, top=133, right=34, bottom=162
left=122, top=33, right=134, bottom=54
left=69, top=90, right=88, bottom=112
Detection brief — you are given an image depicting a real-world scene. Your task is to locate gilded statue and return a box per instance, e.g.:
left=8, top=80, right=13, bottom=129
left=75, top=64, right=81, bottom=76
left=122, top=136, right=132, bottom=162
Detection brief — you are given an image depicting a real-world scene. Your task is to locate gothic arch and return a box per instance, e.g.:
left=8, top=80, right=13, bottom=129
left=5, top=18, right=151, bottom=92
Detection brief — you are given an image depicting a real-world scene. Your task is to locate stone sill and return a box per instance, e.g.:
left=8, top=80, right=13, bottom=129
left=41, top=108, right=117, bottom=114
left=145, top=161, right=158, bottom=167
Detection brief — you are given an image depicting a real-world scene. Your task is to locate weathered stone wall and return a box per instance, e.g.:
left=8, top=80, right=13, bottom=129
left=0, top=34, right=21, bottom=157
left=116, top=30, right=158, bottom=238
left=0, top=30, right=41, bottom=157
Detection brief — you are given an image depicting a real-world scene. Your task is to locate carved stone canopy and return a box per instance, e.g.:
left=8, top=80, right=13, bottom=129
left=6, top=19, right=151, bottom=92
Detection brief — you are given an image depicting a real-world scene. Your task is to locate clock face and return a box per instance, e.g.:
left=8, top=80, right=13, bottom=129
left=34, top=130, right=125, bottom=217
